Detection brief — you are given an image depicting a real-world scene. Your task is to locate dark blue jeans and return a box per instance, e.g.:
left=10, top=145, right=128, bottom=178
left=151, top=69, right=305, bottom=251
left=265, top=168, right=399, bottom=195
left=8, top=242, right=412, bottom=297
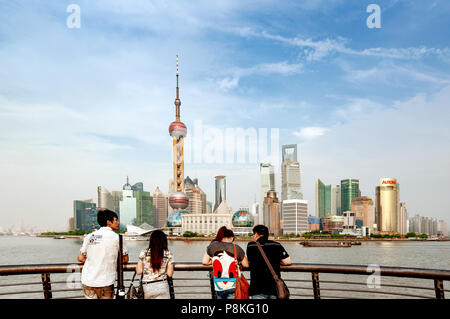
left=216, top=289, right=235, bottom=299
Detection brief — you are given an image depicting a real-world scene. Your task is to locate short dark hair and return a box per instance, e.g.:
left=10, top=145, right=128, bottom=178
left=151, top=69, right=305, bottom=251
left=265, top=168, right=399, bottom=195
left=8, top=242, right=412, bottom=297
left=253, top=224, right=269, bottom=240
left=97, top=209, right=118, bottom=227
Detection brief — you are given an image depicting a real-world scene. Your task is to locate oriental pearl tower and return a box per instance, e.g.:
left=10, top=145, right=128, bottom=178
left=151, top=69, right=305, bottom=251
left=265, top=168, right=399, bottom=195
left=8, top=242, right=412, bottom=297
left=168, top=56, right=189, bottom=212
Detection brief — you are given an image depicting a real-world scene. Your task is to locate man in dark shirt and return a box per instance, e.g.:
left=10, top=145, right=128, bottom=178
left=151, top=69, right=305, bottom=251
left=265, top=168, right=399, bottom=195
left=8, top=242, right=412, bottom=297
left=246, top=225, right=292, bottom=299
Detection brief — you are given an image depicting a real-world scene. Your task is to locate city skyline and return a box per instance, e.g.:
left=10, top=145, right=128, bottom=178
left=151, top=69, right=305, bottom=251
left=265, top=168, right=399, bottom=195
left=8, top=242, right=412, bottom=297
left=1, top=1, right=450, bottom=231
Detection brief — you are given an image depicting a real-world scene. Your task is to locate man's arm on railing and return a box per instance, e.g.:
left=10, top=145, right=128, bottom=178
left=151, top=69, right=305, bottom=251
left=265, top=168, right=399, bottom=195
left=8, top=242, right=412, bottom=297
left=280, top=256, right=292, bottom=266
left=77, top=254, right=86, bottom=263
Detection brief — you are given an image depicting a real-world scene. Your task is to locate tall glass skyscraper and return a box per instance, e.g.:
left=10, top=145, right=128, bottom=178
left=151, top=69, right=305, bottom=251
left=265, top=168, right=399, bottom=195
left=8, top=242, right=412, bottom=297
left=281, top=144, right=302, bottom=201
left=73, top=199, right=99, bottom=232
left=341, top=179, right=360, bottom=213
left=260, top=163, right=275, bottom=205
left=315, top=179, right=331, bottom=218
left=214, top=176, right=226, bottom=212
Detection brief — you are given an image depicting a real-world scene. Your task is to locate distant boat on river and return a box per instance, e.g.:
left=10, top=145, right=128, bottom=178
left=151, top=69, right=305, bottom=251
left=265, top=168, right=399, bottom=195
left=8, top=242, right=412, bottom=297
left=300, top=241, right=354, bottom=247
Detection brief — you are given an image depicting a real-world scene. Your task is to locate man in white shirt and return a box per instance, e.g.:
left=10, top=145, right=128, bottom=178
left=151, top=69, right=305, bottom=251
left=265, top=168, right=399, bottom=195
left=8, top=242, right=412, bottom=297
left=77, top=209, right=129, bottom=299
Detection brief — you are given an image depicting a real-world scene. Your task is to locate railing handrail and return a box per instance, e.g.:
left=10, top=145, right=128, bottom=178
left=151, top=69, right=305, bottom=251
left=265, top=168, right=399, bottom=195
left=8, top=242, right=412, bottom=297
left=1, top=262, right=450, bottom=280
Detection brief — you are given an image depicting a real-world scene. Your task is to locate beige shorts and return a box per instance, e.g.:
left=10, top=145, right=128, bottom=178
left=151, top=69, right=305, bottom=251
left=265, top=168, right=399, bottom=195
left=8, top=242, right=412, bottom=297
left=82, top=284, right=115, bottom=299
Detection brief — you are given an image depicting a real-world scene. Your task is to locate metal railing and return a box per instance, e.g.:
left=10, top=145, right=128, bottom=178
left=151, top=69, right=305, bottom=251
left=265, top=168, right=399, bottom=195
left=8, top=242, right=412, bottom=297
left=0, top=262, right=448, bottom=299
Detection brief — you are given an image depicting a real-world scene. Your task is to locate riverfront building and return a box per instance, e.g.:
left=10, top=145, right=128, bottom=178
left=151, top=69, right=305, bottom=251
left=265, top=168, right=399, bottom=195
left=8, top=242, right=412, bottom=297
left=341, top=179, right=360, bottom=213
left=181, top=213, right=232, bottom=235
left=263, top=190, right=281, bottom=236
left=73, top=199, right=99, bottom=232
left=282, top=199, right=308, bottom=235
left=260, top=163, right=275, bottom=210
left=398, top=202, right=408, bottom=235
left=308, top=216, right=321, bottom=232
left=331, top=185, right=341, bottom=216
left=351, top=196, right=375, bottom=232
left=321, top=215, right=344, bottom=234
left=214, top=176, right=226, bottom=212
left=281, top=144, right=303, bottom=201
left=315, top=179, right=332, bottom=218
left=153, top=187, right=168, bottom=228
left=375, top=178, right=400, bottom=233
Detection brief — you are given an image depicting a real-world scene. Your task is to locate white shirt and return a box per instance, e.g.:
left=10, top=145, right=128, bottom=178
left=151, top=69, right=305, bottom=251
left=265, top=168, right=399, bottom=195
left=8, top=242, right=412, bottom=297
left=80, top=227, right=128, bottom=287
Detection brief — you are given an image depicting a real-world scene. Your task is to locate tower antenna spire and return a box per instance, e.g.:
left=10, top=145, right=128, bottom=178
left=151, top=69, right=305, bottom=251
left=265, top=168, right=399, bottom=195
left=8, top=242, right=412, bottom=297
left=175, top=55, right=181, bottom=121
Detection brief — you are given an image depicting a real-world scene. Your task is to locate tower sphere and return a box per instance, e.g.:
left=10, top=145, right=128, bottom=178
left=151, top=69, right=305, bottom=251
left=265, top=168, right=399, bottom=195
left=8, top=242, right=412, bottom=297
left=169, top=121, right=187, bottom=139
left=169, top=191, right=189, bottom=210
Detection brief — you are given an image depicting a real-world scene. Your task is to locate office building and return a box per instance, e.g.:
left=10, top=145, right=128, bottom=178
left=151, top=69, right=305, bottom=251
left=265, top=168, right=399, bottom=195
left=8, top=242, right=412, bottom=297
left=214, top=176, right=226, bottom=212
left=153, top=187, right=168, bottom=228
left=134, top=190, right=154, bottom=226
left=185, top=176, right=203, bottom=214
left=351, top=196, right=375, bottom=232
left=73, top=199, right=99, bottom=232
left=308, top=216, right=321, bottom=232
left=263, top=190, right=281, bottom=236
left=331, top=185, right=341, bottom=215
left=341, top=179, right=360, bottom=213
left=437, top=220, right=448, bottom=237
left=315, top=179, right=331, bottom=218
left=321, top=215, right=344, bottom=234
left=281, top=144, right=303, bottom=201
left=282, top=199, right=308, bottom=235
left=375, top=178, right=400, bottom=233
left=398, top=202, right=408, bottom=235
left=343, top=211, right=356, bottom=233
left=260, top=163, right=275, bottom=206
left=182, top=213, right=232, bottom=235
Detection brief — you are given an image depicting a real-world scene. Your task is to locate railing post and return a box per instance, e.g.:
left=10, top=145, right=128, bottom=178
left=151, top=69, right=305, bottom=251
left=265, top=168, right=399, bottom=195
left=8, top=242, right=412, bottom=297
left=41, top=273, right=52, bottom=299
left=209, top=271, right=217, bottom=300
left=312, top=272, right=320, bottom=299
left=168, top=276, right=175, bottom=299
left=434, top=279, right=445, bottom=299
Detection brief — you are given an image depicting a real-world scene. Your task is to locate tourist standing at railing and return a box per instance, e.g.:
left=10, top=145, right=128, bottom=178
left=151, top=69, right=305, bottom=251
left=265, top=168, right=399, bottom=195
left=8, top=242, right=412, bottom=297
left=136, top=230, right=174, bottom=299
left=77, top=209, right=129, bottom=299
left=202, top=226, right=249, bottom=299
left=246, top=225, right=291, bottom=299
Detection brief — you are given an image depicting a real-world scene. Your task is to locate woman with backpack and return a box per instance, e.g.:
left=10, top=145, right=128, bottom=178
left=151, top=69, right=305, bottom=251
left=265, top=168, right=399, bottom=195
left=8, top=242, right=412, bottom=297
left=202, top=226, right=249, bottom=299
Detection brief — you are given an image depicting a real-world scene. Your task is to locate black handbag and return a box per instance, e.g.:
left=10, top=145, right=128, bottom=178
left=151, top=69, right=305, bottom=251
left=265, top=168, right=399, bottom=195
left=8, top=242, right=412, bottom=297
left=256, top=241, right=290, bottom=299
left=126, top=271, right=144, bottom=299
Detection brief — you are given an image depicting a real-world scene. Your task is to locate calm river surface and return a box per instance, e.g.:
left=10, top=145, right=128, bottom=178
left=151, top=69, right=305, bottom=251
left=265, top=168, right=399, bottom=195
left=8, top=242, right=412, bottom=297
left=1, top=236, right=449, bottom=299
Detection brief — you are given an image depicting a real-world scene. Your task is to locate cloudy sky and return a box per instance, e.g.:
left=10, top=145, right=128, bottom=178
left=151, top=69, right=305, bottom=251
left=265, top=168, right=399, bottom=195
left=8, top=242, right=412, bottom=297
left=1, top=0, right=449, bottom=231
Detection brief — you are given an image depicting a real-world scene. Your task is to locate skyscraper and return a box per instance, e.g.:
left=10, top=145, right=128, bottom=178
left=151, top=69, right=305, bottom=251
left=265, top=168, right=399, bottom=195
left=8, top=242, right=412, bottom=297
left=260, top=163, right=275, bottom=205
left=375, top=178, right=400, bottom=233
left=398, top=202, right=408, bottom=235
left=97, top=186, right=114, bottom=210
left=331, top=185, right=341, bottom=216
left=315, top=179, right=332, bottom=218
left=134, top=189, right=154, bottom=226
left=351, top=196, right=374, bottom=232
left=341, top=179, right=360, bottom=213
left=153, top=187, right=168, bottom=228
left=185, top=176, right=203, bottom=214
left=281, top=144, right=303, bottom=200
left=263, top=190, right=281, bottom=236
left=214, top=176, right=226, bottom=212
left=73, top=199, right=98, bottom=232
left=282, top=199, right=308, bottom=235
left=120, top=181, right=137, bottom=227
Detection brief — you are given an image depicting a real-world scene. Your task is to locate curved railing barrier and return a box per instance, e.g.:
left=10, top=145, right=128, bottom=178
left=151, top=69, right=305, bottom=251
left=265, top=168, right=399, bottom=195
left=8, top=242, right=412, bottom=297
left=0, top=262, right=448, bottom=299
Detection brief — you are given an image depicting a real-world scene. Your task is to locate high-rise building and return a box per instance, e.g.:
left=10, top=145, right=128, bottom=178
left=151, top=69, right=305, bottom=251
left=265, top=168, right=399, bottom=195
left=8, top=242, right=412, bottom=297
left=398, top=202, right=408, bottom=235
left=315, top=179, right=332, bottom=218
left=351, top=196, right=375, bottom=232
left=251, top=201, right=260, bottom=225
left=120, top=181, right=137, bottom=227
left=135, top=190, right=154, bottom=226
left=98, top=186, right=114, bottom=210
left=321, top=215, right=344, bottom=234
left=263, top=190, right=281, bottom=236
left=331, top=185, right=341, bottom=216
left=341, top=179, right=360, bottom=213
left=73, top=199, right=98, bottom=232
left=281, top=144, right=303, bottom=201
left=153, top=187, right=168, bottom=228
left=260, top=163, right=275, bottom=205
left=185, top=176, right=203, bottom=214
left=437, top=220, right=448, bottom=237
left=131, top=182, right=144, bottom=192
left=375, top=178, right=400, bottom=233
left=214, top=176, right=226, bottom=212
left=282, top=199, right=308, bottom=235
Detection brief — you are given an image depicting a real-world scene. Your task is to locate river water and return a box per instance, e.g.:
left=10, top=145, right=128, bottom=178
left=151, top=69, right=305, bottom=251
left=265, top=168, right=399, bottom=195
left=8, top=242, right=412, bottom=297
left=1, top=236, right=449, bottom=299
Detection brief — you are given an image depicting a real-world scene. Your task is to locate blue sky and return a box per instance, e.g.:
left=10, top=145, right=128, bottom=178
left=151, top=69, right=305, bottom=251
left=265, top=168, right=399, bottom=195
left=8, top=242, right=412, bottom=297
left=1, top=0, right=449, bottom=231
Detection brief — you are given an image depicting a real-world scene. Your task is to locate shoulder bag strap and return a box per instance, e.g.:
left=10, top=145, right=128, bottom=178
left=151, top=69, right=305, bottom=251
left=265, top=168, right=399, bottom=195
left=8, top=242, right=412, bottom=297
left=256, top=241, right=279, bottom=281
left=233, top=244, right=241, bottom=277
